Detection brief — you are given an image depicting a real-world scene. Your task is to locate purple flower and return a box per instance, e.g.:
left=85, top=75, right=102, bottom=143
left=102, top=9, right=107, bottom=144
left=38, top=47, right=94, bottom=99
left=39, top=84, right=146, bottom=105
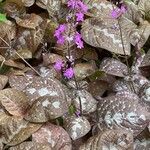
left=54, top=60, right=63, bottom=71
left=67, top=0, right=77, bottom=9
left=111, top=8, right=121, bottom=19
left=77, top=1, right=88, bottom=13
left=74, top=32, right=84, bottom=49
left=75, top=111, right=81, bottom=117
left=120, top=5, right=127, bottom=13
left=57, top=36, right=65, bottom=44
left=54, top=24, right=67, bottom=44
left=76, top=12, right=84, bottom=22
left=64, top=67, right=74, bottom=79
left=54, top=24, right=66, bottom=38
left=67, top=0, right=88, bottom=13
left=111, top=5, right=127, bottom=19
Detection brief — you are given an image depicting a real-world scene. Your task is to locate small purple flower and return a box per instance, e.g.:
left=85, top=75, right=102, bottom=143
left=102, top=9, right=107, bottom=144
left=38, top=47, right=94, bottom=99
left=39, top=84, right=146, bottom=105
left=74, top=32, right=84, bottom=49
left=67, top=0, right=77, bottom=9
left=111, top=8, right=121, bottom=19
left=64, top=67, right=74, bottom=79
left=77, top=1, right=88, bottom=13
left=54, top=60, right=63, bottom=71
left=67, top=0, right=88, bottom=13
left=111, top=5, right=127, bottom=19
left=76, top=12, right=84, bottom=22
left=75, top=111, right=81, bottom=117
left=54, top=24, right=67, bottom=44
left=57, top=36, right=65, bottom=44
left=120, top=5, right=127, bottom=13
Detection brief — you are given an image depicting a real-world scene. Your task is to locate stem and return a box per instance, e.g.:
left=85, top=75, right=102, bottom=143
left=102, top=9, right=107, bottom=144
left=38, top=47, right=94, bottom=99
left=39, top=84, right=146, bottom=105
left=14, top=51, right=41, bottom=76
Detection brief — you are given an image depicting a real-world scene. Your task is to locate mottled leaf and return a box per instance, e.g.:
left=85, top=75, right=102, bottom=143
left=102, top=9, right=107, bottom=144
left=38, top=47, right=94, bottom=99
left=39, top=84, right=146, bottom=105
left=0, top=88, right=29, bottom=116
left=9, top=141, right=52, bottom=150
left=63, top=115, right=91, bottom=140
left=79, top=129, right=133, bottom=150
left=15, top=13, right=43, bottom=29
left=134, top=139, right=150, bottom=150
left=81, top=18, right=131, bottom=55
left=73, top=90, right=97, bottom=114
left=99, top=58, right=128, bottom=77
left=0, top=75, right=8, bottom=90
left=32, top=122, right=72, bottom=150
left=74, top=63, right=96, bottom=80
left=24, top=76, right=66, bottom=103
left=24, top=96, right=69, bottom=122
left=0, top=112, right=41, bottom=145
left=97, top=91, right=150, bottom=136
left=21, top=0, right=35, bottom=7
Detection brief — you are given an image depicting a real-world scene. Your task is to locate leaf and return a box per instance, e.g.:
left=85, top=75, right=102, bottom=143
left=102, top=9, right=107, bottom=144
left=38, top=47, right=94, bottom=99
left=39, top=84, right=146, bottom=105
left=97, top=91, right=150, bottom=136
left=140, top=49, right=150, bottom=67
left=13, top=19, right=47, bottom=56
left=3, top=1, right=26, bottom=18
left=74, top=63, right=96, bottom=80
left=124, top=1, right=142, bottom=23
left=21, top=0, right=35, bottom=7
left=138, top=0, right=150, bottom=21
left=134, top=139, right=150, bottom=150
left=32, top=122, right=72, bottom=150
left=9, top=75, right=34, bottom=90
left=81, top=18, right=131, bottom=55
left=36, top=0, right=68, bottom=20
left=9, top=141, right=52, bottom=150
left=87, top=80, right=108, bottom=98
left=139, top=83, right=150, bottom=113
left=79, top=129, right=133, bottom=150
left=88, top=70, right=105, bottom=81
left=99, top=58, right=128, bottom=77
left=15, top=13, right=43, bottom=29
left=0, top=13, right=7, bottom=22
left=83, top=0, right=116, bottom=18
left=24, top=76, right=66, bottom=103
left=0, top=75, right=8, bottom=90
left=24, top=96, right=69, bottom=122
left=0, top=112, right=42, bottom=145
left=63, top=115, right=91, bottom=140
left=73, top=90, right=98, bottom=114
left=0, top=88, right=29, bottom=116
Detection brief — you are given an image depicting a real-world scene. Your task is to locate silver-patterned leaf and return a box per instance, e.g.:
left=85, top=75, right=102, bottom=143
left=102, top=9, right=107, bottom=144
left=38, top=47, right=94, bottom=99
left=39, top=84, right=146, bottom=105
left=83, top=0, right=115, bottom=18
left=0, top=112, right=41, bottom=145
left=124, top=1, right=143, bottom=23
left=140, top=49, right=150, bottom=68
left=138, top=0, right=150, bottom=21
left=63, top=115, right=91, bottom=140
left=97, top=91, right=150, bottom=136
left=73, top=89, right=97, bottom=114
left=24, top=76, right=66, bottom=103
left=139, top=83, right=150, bottom=113
left=0, top=75, right=8, bottom=90
left=24, top=96, right=69, bottom=122
left=9, top=141, right=52, bottom=150
left=99, top=58, right=128, bottom=77
left=81, top=18, right=131, bottom=55
left=129, top=21, right=150, bottom=48
left=74, top=63, right=96, bottom=80
left=0, top=88, right=29, bottom=116
left=134, top=139, right=150, bottom=150
left=32, top=122, right=72, bottom=150
left=15, top=13, right=43, bottom=29
left=36, top=0, right=67, bottom=20
left=21, top=0, right=35, bottom=7
left=79, top=129, right=133, bottom=150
